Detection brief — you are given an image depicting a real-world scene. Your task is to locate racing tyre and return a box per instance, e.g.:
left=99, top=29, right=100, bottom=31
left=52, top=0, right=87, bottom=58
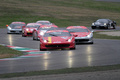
left=40, top=44, right=46, bottom=51
left=22, top=34, right=26, bottom=37
left=33, top=34, right=36, bottom=40
left=70, top=46, right=76, bottom=50
left=33, top=32, right=38, bottom=40
left=113, top=25, right=116, bottom=29
left=106, top=25, right=109, bottom=29
left=90, top=42, right=94, bottom=44
left=33, top=37, right=35, bottom=40
left=91, top=26, right=96, bottom=29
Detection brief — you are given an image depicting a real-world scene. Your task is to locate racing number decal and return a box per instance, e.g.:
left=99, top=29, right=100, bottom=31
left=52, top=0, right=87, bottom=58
left=48, top=37, right=52, bottom=43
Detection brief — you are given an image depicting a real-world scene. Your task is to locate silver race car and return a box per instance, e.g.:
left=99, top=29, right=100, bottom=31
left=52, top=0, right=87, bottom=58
left=7, top=22, right=26, bottom=34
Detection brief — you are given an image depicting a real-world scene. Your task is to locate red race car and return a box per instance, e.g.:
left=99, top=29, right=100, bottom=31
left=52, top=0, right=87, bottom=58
left=22, top=23, right=42, bottom=37
left=66, top=26, right=94, bottom=44
left=33, top=25, right=58, bottom=40
left=40, top=29, right=76, bottom=51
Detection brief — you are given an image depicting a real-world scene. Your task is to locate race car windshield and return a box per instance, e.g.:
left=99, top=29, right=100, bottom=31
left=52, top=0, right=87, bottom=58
left=39, top=27, right=57, bottom=30
left=44, top=32, right=71, bottom=37
left=96, top=19, right=108, bottom=23
left=37, top=22, right=51, bottom=25
left=9, top=24, right=25, bottom=28
left=67, top=28, right=89, bottom=32
left=26, top=25, right=40, bottom=28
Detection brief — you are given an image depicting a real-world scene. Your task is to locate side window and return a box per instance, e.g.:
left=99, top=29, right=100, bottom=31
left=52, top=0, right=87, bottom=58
left=37, top=26, right=40, bottom=30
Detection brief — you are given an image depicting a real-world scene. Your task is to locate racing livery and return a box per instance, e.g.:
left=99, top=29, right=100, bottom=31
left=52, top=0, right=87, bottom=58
left=40, top=29, right=75, bottom=51
left=7, top=22, right=26, bottom=34
left=66, top=26, right=93, bottom=44
left=22, top=23, right=41, bottom=37
left=33, top=25, right=58, bottom=40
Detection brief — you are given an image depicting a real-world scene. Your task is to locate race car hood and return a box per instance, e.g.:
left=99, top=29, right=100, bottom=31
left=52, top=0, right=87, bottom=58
left=39, top=30, right=47, bottom=33
left=12, top=26, right=22, bottom=29
left=94, top=21, right=106, bottom=25
left=70, top=32, right=90, bottom=37
left=24, top=28, right=36, bottom=31
left=43, top=36, right=71, bottom=43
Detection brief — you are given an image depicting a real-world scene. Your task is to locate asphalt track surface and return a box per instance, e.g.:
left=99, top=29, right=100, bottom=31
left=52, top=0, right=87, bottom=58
left=0, top=27, right=120, bottom=74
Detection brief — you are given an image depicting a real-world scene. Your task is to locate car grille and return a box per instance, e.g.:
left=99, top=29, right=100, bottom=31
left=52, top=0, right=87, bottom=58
left=27, top=33, right=32, bottom=35
left=10, top=31, right=22, bottom=33
left=75, top=39, right=89, bottom=43
left=45, top=44, right=70, bottom=48
left=10, top=31, right=16, bottom=33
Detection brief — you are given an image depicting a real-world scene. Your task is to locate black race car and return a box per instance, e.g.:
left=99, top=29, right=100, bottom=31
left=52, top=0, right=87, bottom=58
left=91, top=19, right=116, bottom=29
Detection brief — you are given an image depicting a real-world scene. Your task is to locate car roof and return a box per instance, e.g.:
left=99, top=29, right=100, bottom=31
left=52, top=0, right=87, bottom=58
left=67, top=26, right=87, bottom=29
left=11, top=22, right=26, bottom=24
left=40, top=25, right=56, bottom=28
left=46, top=29, right=69, bottom=33
left=27, top=23, right=42, bottom=25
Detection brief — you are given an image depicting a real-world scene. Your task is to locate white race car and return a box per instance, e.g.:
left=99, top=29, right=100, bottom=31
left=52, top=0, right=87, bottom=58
left=7, top=22, right=26, bottom=34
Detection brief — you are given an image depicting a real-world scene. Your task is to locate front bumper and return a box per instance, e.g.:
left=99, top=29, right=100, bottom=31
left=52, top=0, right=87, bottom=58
left=92, top=25, right=107, bottom=28
left=7, top=29, right=22, bottom=33
left=24, top=32, right=33, bottom=36
left=75, top=37, right=93, bottom=44
left=40, top=42, right=75, bottom=49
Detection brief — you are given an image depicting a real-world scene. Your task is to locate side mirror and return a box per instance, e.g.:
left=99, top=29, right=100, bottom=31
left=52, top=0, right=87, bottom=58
left=22, top=26, right=25, bottom=29
left=6, top=25, right=8, bottom=27
left=73, top=34, right=77, bottom=37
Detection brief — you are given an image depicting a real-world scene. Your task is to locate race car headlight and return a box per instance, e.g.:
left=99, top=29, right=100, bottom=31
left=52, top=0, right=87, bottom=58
left=87, top=33, right=93, bottom=38
left=92, top=23, right=94, bottom=25
left=44, top=40, right=47, bottom=43
left=42, top=38, right=48, bottom=43
left=8, top=26, right=12, bottom=30
left=30, top=29, right=33, bottom=31
left=104, top=23, right=107, bottom=25
left=40, top=32, right=44, bottom=36
left=68, top=37, right=72, bottom=42
left=26, top=29, right=29, bottom=31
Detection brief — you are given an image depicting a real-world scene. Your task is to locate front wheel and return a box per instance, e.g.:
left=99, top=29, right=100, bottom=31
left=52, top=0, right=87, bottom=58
left=34, top=32, right=38, bottom=40
left=40, top=44, right=46, bottom=51
left=113, top=25, right=116, bottom=29
left=22, top=34, right=26, bottom=37
left=91, top=26, right=96, bottom=29
left=33, top=34, right=36, bottom=40
left=89, top=42, right=94, bottom=44
left=70, top=46, right=76, bottom=50
left=105, top=25, right=108, bottom=29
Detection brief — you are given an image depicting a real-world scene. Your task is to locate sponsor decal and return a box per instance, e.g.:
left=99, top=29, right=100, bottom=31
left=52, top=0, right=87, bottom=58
left=48, top=37, right=52, bottom=43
